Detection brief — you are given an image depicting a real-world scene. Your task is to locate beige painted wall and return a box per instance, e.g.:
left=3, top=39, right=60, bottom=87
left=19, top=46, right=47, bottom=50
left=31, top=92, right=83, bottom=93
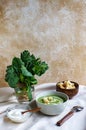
left=0, top=0, right=86, bottom=87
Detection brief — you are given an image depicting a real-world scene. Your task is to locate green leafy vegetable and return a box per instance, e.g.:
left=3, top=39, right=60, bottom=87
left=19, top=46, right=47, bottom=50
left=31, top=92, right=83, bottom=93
left=5, top=50, right=49, bottom=100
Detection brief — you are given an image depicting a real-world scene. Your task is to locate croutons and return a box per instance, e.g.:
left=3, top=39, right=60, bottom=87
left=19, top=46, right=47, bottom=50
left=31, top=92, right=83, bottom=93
left=58, top=80, right=75, bottom=89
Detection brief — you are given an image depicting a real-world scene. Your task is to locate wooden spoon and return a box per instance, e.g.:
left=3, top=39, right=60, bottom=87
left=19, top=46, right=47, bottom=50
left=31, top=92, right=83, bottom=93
left=21, top=107, right=41, bottom=114
left=56, top=106, right=84, bottom=126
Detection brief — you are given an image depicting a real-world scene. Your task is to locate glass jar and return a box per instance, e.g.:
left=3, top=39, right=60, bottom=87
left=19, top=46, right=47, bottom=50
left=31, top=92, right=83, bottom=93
left=14, top=84, right=34, bottom=103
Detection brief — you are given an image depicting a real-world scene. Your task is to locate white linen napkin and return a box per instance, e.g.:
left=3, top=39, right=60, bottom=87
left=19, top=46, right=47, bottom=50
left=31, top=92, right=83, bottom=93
left=0, top=87, right=16, bottom=103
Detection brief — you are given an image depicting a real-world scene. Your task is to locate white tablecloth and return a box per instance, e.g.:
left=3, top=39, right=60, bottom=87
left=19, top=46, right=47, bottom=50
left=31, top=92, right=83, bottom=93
left=0, top=83, right=86, bottom=130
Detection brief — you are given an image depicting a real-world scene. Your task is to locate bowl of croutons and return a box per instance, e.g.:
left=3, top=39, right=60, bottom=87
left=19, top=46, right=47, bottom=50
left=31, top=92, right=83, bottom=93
left=56, top=80, right=79, bottom=99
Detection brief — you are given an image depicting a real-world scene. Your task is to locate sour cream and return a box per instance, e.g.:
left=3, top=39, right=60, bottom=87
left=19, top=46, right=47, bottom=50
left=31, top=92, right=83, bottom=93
left=7, top=108, right=30, bottom=123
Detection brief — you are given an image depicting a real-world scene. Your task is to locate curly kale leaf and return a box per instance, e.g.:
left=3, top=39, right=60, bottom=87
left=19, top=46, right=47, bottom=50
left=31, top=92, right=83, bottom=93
left=5, top=65, right=19, bottom=88
left=12, top=57, right=24, bottom=74
left=21, top=50, right=36, bottom=75
left=25, top=76, right=37, bottom=86
left=20, top=50, right=30, bottom=65
left=21, top=50, right=49, bottom=76
left=21, top=65, right=32, bottom=77
left=32, top=59, right=49, bottom=76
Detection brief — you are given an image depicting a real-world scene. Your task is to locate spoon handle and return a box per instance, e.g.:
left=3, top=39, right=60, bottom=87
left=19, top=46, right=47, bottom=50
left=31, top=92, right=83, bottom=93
left=56, top=110, right=74, bottom=126
left=22, top=107, right=41, bottom=114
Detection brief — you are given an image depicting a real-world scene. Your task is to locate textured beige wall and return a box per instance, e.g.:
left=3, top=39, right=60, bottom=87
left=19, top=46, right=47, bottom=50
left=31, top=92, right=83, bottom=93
left=0, top=0, right=86, bottom=87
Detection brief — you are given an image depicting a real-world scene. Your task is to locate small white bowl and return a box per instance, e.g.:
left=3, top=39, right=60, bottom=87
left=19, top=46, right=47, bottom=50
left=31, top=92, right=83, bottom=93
left=36, top=91, right=69, bottom=115
left=6, top=104, right=32, bottom=123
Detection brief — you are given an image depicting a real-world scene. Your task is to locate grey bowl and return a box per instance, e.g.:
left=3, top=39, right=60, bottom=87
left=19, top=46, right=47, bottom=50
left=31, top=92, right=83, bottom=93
left=36, top=91, right=69, bottom=115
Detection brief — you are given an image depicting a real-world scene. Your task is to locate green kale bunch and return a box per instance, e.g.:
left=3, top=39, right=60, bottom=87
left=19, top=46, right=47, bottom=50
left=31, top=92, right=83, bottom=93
left=5, top=50, right=49, bottom=100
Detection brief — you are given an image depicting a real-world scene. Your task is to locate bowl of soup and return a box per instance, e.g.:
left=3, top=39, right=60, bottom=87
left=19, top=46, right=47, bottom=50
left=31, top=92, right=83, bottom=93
left=36, top=91, right=69, bottom=115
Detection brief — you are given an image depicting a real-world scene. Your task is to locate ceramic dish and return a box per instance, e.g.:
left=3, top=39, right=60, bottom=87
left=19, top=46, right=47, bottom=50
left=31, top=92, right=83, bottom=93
left=6, top=104, right=32, bottom=123
left=36, top=91, right=69, bottom=115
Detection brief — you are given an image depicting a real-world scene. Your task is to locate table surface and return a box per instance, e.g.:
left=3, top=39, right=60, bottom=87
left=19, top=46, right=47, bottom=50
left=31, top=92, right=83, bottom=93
left=0, top=83, right=86, bottom=130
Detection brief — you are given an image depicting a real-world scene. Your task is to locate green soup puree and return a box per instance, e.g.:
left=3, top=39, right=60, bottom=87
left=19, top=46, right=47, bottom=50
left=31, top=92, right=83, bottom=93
left=38, top=95, right=64, bottom=105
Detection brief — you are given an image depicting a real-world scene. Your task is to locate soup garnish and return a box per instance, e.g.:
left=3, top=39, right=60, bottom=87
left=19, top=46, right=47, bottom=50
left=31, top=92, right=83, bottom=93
left=38, top=95, right=64, bottom=105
